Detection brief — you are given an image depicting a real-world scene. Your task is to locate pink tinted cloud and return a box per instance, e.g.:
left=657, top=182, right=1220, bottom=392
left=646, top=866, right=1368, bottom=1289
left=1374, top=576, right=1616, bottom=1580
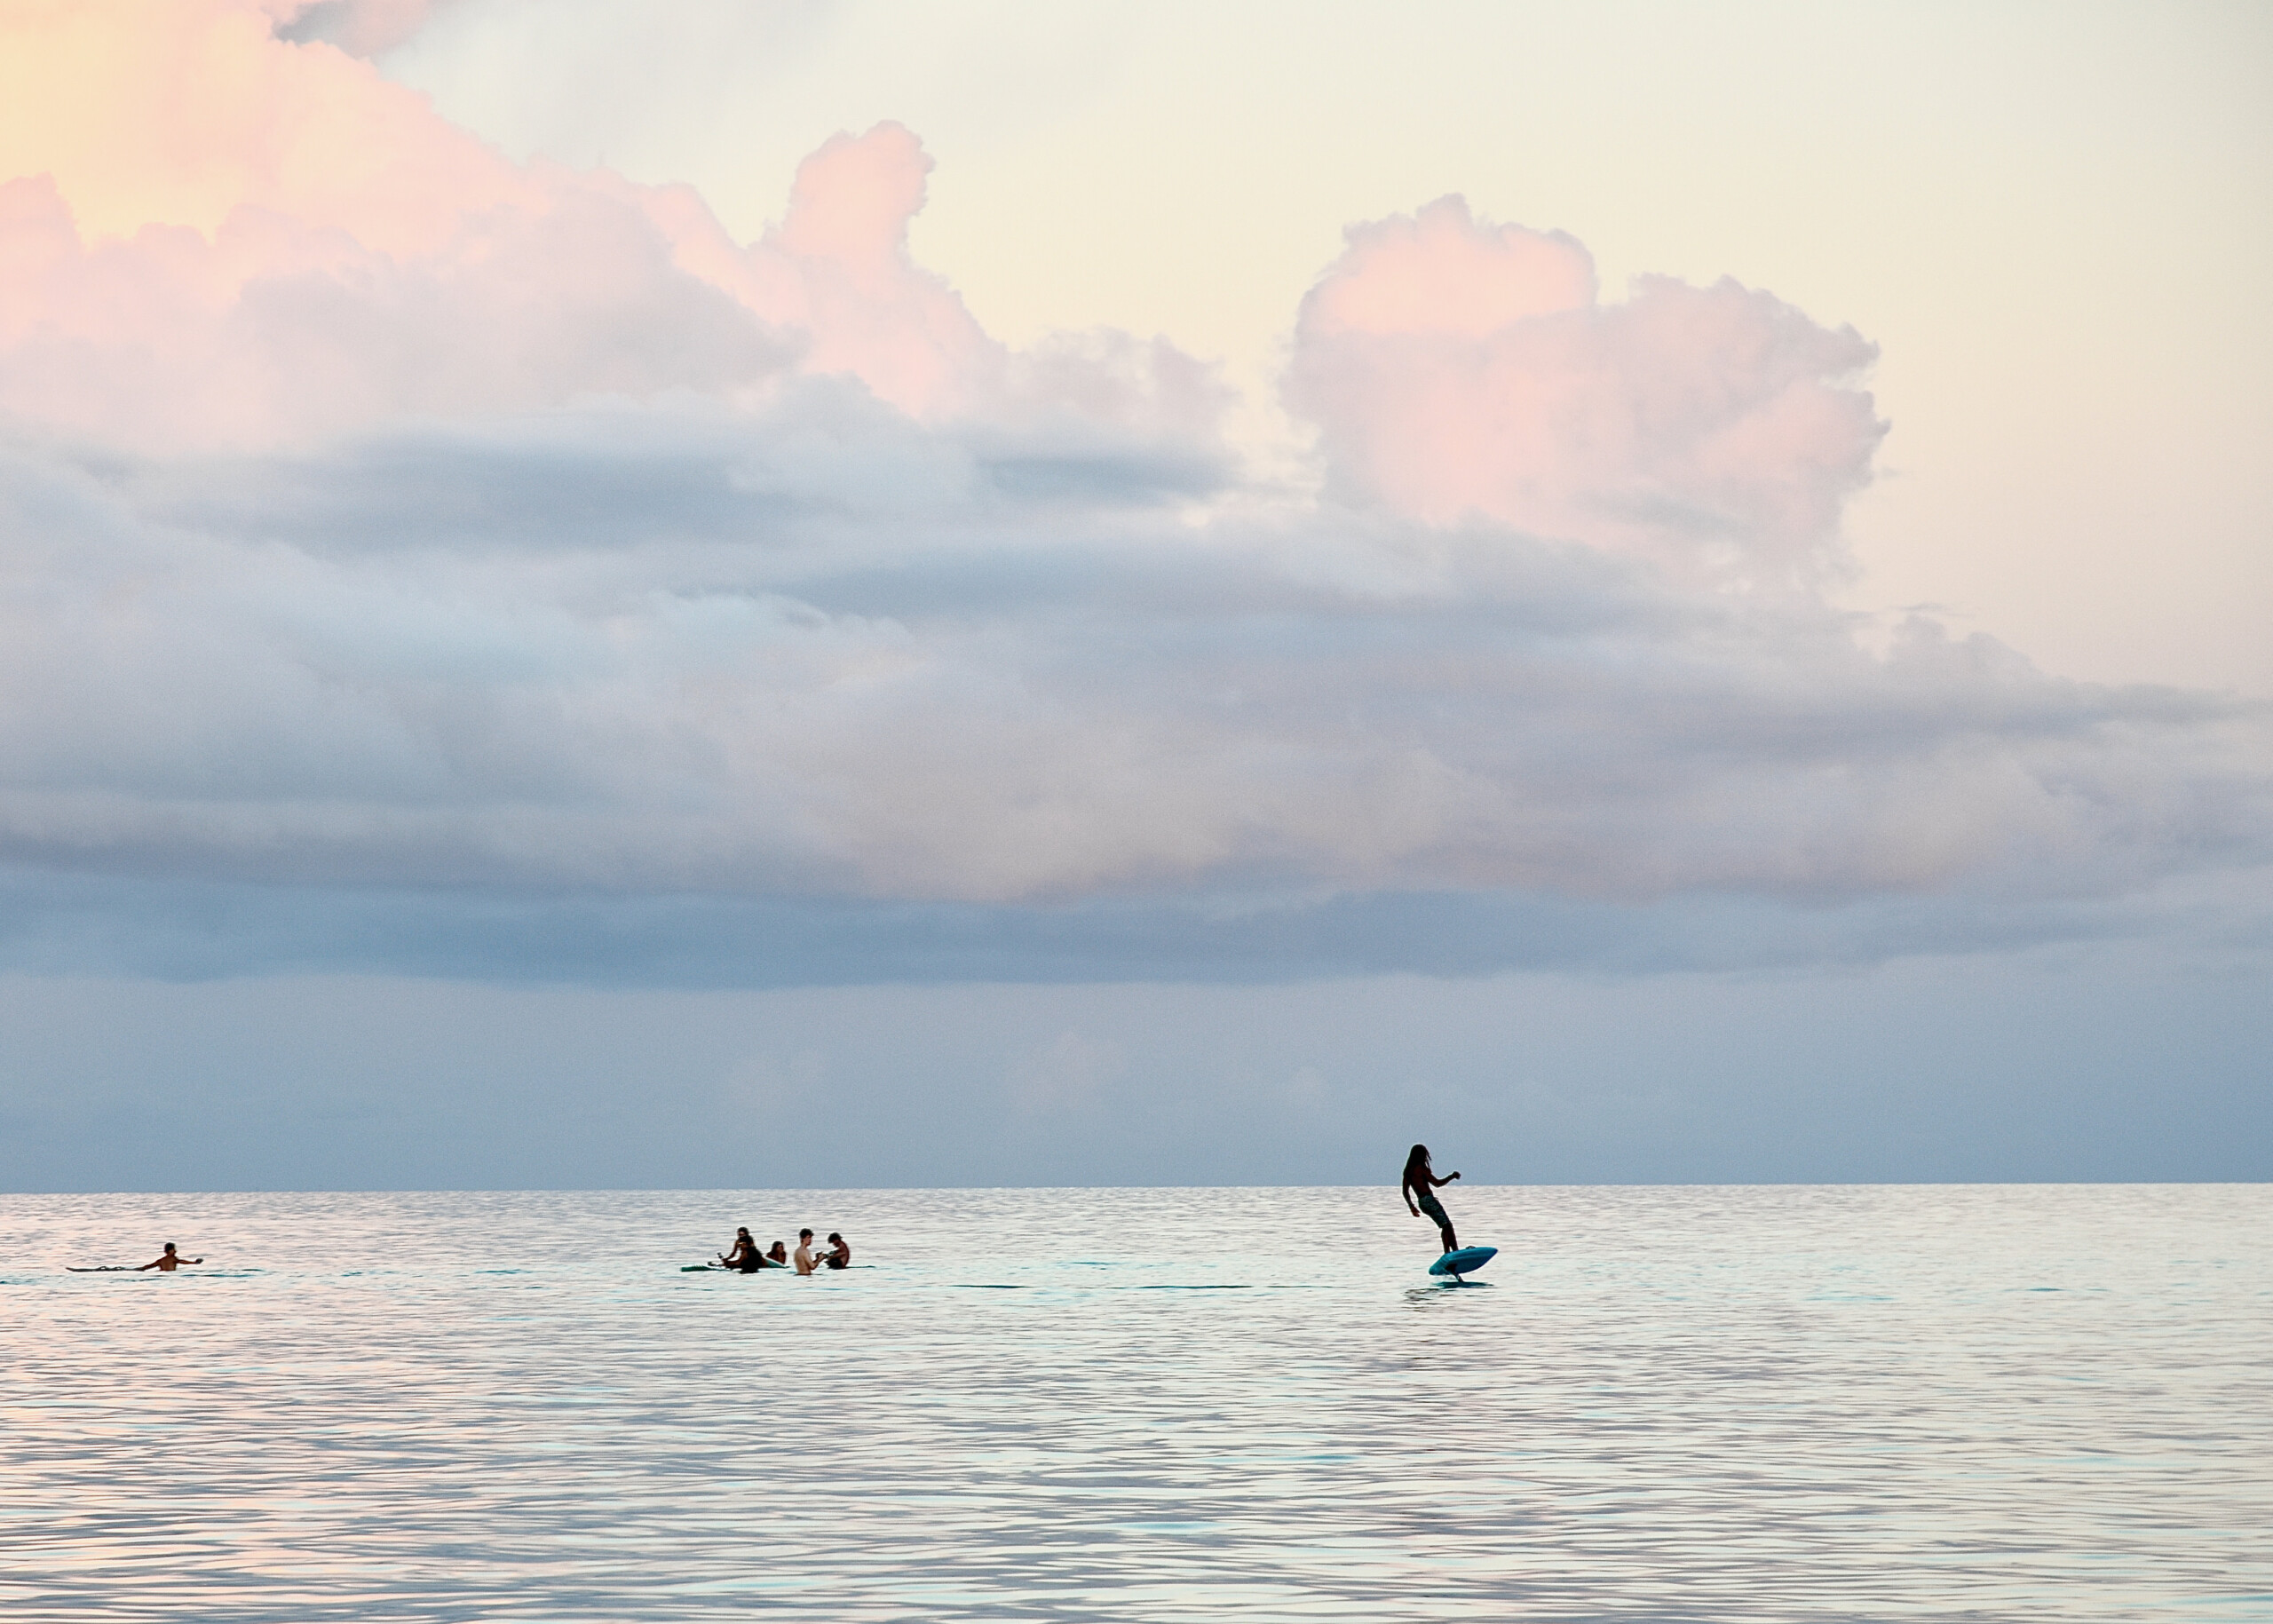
left=0, top=4, right=1144, bottom=448
left=0, top=172, right=788, bottom=447
left=640, top=123, right=1007, bottom=419
left=1287, top=195, right=1886, bottom=583
left=1302, top=196, right=1596, bottom=338
left=0, top=0, right=529, bottom=252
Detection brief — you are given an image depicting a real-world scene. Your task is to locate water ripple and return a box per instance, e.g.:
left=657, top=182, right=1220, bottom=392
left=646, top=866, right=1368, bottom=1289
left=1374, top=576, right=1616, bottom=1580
left=3, top=1184, right=2266, bottom=1620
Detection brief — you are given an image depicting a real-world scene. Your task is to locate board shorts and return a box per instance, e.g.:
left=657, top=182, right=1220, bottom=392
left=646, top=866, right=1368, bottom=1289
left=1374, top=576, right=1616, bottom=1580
left=1416, top=1190, right=1451, bottom=1227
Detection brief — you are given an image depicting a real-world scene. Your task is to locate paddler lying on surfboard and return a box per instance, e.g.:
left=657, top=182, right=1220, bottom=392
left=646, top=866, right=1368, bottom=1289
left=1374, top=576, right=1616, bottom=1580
left=137, top=1242, right=203, bottom=1271
left=1401, top=1144, right=1461, bottom=1253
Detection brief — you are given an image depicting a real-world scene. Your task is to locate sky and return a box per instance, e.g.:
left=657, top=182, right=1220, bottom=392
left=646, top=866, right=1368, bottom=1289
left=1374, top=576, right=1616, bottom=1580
left=0, top=0, right=2266, bottom=1191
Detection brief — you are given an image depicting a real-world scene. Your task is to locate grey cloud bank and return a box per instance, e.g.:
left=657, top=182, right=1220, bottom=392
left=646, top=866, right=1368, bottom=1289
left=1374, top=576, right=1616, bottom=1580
left=4, top=393, right=2263, bottom=939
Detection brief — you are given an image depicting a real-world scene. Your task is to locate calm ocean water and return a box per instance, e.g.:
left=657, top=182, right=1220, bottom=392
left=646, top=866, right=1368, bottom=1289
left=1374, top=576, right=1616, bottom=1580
left=2, top=1184, right=2265, bottom=1621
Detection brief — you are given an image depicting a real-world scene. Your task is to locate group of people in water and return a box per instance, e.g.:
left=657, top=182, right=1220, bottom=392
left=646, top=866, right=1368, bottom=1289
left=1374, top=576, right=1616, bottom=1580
left=103, top=1152, right=1455, bottom=1279
left=711, top=1155, right=1454, bottom=1277
left=711, top=1149, right=1458, bottom=1275
left=718, top=1226, right=851, bottom=1274
left=94, top=1233, right=853, bottom=1277
left=96, top=1235, right=854, bottom=1276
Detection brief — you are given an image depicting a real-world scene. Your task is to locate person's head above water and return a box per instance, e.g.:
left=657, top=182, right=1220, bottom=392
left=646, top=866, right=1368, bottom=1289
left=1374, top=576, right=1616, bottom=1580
left=735, top=1227, right=752, bottom=1240
left=827, top=1232, right=843, bottom=1245
left=162, top=1242, right=178, bottom=1255
left=799, top=1229, right=813, bottom=1240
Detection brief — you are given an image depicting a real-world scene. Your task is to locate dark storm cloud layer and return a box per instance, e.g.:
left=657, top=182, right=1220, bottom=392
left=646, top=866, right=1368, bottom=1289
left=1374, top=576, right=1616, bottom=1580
left=0, top=388, right=2265, bottom=986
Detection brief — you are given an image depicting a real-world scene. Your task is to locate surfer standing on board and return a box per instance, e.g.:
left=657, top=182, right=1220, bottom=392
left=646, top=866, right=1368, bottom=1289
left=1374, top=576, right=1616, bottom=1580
left=1402, top=1145, right=1461, bottom=1253
left=137, top=1243, right=202, bottom=1271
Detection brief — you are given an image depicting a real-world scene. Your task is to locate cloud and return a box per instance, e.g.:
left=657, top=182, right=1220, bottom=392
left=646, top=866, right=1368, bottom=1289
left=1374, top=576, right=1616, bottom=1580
left=1287, top=195, right=1886, bottom=587
left=0, top=5, right=1213, bottom=445
left=1, top=402, right=2259, bottom=917
left=273, top=1, right=457, bottom=59
left=0, top=0, right=2264, bottom=985
left=0, top=173, right=795, bottom=448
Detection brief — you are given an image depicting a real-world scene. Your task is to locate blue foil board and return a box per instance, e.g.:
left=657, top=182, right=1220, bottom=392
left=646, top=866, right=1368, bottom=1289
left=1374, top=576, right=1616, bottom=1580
left=1428, top=1245, right=1497, bottom=1278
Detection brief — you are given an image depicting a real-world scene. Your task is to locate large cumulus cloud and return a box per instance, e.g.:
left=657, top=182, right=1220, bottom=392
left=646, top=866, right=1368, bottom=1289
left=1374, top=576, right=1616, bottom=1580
left=1287, top=196, right=1886, bottom=588
left=0, top=0, right=2263, bottom=981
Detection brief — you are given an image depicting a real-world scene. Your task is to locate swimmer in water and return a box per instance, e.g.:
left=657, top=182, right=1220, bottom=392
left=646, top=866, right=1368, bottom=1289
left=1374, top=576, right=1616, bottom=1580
left=793, top=1229, right=817, bottom=1276
left=1401, top=1144, right=1461, bottom=1254
left=137, top=1242, right=202, bottom=1272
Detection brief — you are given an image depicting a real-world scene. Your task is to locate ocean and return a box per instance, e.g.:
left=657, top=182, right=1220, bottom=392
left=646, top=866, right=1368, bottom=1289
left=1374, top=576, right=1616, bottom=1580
left=3, top=1184, right=2265, bottom=1621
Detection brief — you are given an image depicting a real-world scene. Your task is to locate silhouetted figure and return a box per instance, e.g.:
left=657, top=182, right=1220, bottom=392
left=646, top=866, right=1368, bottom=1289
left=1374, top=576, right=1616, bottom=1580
left=821, top=1232, right=851, bottom=1270
left=1402, top=1144, right=1461, bottom=1253
left=721, top=1227, right=764, bottom=1272
left=137, top=1243, right=202, bottom=1272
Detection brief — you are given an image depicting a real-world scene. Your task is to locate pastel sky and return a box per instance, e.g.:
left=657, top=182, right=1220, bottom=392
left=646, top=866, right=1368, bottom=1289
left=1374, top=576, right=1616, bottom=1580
left=2, top=0, right=2266, bottom=1191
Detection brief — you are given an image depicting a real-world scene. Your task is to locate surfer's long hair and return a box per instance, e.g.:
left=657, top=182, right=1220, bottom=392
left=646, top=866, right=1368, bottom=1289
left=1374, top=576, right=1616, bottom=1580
left=1403, top=1144, right=1430, bottom=1183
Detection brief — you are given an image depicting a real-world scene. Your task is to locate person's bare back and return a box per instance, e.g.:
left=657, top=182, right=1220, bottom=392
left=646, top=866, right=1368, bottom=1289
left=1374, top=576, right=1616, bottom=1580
left=137, top=1243, right=202, bottom=1272
left=1400, top=1144, right=1461, bottom=1253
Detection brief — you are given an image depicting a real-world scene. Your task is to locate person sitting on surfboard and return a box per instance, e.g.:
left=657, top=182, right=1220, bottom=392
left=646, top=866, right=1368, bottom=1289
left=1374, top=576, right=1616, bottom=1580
left=820, top=1232, right=851, bottom=1270
left=720, top=1228, right=765, bottom=1272
left=137, top=1242, right=202, bottom=1272
left=765, top=1240, right=788, bottom=1266
left=1401, top=1145, right=1461, bottom=1253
